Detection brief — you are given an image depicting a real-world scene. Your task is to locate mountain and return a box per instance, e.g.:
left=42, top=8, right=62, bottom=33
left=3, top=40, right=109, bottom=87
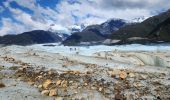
left=109, top=9, right=170, bottom=44
left=148, top=17, right=170, bottom=41
left=63, top=29, right=106, bottom=46
left=63, top=19, right=128, bottom=45
left=0, top=30, right=62, bottom=45
left=83, top=18, right=127, bottom=35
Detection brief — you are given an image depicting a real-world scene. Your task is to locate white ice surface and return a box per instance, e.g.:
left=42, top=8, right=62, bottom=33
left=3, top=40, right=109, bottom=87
left=26, top=44, right=170, bottom=56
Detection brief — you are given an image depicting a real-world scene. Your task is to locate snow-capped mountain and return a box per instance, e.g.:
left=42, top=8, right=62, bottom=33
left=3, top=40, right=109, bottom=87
left=63, top=18, right=129, bottom=45
left=83, top=18, right=127, bottom=35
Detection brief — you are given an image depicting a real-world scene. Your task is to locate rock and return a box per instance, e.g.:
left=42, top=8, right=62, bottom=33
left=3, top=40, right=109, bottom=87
left=38, top=85, right=43, bottom=89
left=133, top=82, right=143, bottom=88
left=0, top=66, right=4, bottom=70
left=61, top=80, right=67, bottom=88
left=18, top=67, right=24, bottom=72
left=41, top=90, right=49, bottom=95
left=27, top=81, right=35, bottom=85
left=141, top=96, right=154, bottom=100
left=74, top=91, right=78, bottom=94
left=48, top=69, right=56, bottom=75
left=139, top=74, right=147, bottom=80
left=86, top=71, right=92, bottom=74
left=129, top=73, right=135, bottom=78
left=9, top=66, right=18, bottom=70
left=124, top=93, right=135, bottom=100
left=55, top=97, right=63, bottom=100
left=69, top=71, right=80, bottom=75
left=43, top=79, right=52, bottom=89
left=56, top=80, right=62, bottom=86
left=84, top=82, right=88, bottom=86
left=108, top=70, right=121, bottom=77
left=91, top=86, right=96, bottom=90
left=49, top=89, right=57, bottom=96
left=99, top=87, right=103, bottom=92
left=69, top=81, right=74, bottom=84
left=71, top=98, right=76, bottom=100
left=115, top=93, right=123, bottom=100
left=17, top=77, right=25, bottom=81
left=34, top=84, right=38, bottom=88
left=0, top=83, right=5, bottom=88
left=104, top=88, right=112, bottom=94
left=36, top=75, right=43, bottom=80
left=119, top=71, right=127, bottom=79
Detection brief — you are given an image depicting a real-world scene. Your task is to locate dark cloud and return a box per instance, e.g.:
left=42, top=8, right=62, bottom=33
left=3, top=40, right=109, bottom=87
left=97, top=0, right=170, bottom=10
left=99, top=0, right=147, bottom=9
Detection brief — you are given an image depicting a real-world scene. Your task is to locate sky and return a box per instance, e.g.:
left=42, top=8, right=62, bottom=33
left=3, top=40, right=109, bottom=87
left=0, top=0, right=170, bottom=36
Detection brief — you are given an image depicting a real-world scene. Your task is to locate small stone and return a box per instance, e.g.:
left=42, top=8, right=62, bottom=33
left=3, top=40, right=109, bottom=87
left=74, top=91, right=78, bottom=94
left=115, top=93, right=123, bottom=100
left=139, top=74, right=147, bottom=80
left=17, top=77, right=25, bottom=81
left=43, top=79, right=52, bottom=89
left=69, top=81, right=74, bottom=84
left=0, top=83, right=5, bottom=88
left=129, top=73, right=135, bottom=78
left=61, top=80, right=67, bottom=88
left=86, top=71, right=92, bottom=74
left=55, top=97, right=63, bottom=100
left=119, top=71, right=127, bottom=79
left=91, top=86, right=96, bottom=90
left=36, top=75, right=43, bottom=79
left=38, top=85, right=43, bottom=89
left=41, top=90, right=49, bottom=95
left=125, top=93, right=135, bottom=100
left=56, top=80, right=62, bottom=86
left=99, top=87, right=103, bottom=92
left=71, top=98, right=76, bottom=100
left=48, top=69, right=55, bottom=75
left=103, top=88, right=111, bottom=93
left=80, top=97, right=86, bottom=100
left=133, top=82, right=143, bottom=88
left=18, top=67, right=24, bottom=71
left=27, top=81, right=35, bottom=85
left=108, top=70, right=121, bottom=78
left=141, top=96, right=154, bottom=100
left=49, top=89, right=57, bottom=96
left=34, top=84, right=38, bottom=88
left=73, top=71, right=80, bottom=75
left=84, top=83, right=88, bottom=86
left=9, top=66, right=18, bottom=70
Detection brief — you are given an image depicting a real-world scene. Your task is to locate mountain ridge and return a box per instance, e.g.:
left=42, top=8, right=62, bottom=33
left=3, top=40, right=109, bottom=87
left=0, top=30, right=63, bottom=45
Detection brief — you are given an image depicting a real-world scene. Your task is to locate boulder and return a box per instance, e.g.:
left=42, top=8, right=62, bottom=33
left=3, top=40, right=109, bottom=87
left=43, top=79, right=52, bottom=89
left=49, top=89, right=57, bottom=96
left=41, top=90, right=49, bottom=95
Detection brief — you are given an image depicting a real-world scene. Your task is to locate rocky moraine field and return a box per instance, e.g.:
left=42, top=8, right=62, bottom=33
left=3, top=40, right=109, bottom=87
left=0, top=44, right=170, bottom=100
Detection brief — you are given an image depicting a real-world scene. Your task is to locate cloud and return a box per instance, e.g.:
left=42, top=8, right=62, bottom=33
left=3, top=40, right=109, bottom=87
left=0, top=18, right=26, bottom=36
left=56, top=0, right=153, bottom=25
left=0, top=0, right=170, bottom=36
left=0, top=6, right=4, bottom=13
